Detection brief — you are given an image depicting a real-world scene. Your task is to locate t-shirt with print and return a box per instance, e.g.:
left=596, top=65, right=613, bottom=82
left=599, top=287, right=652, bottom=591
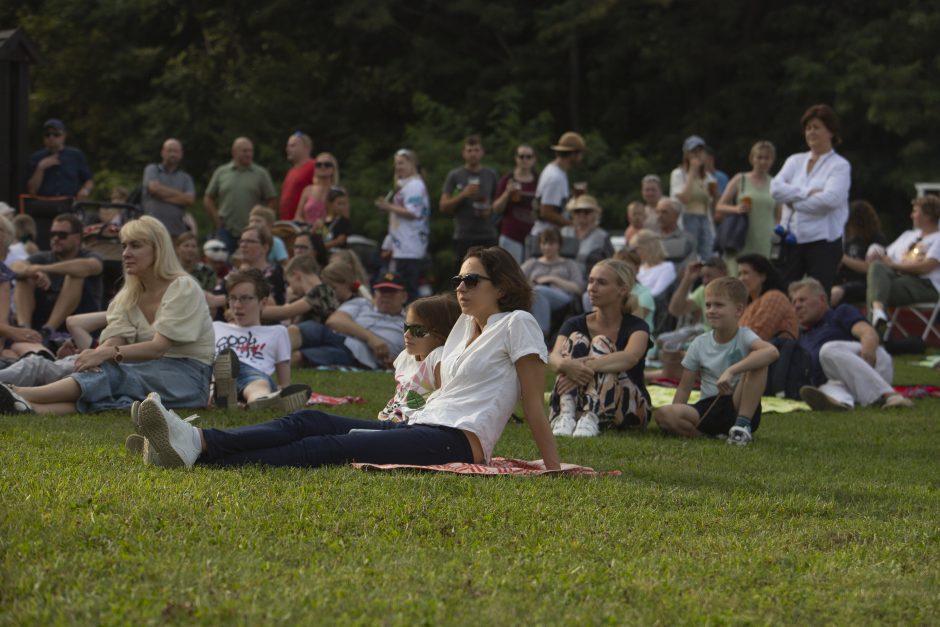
left=379, top=346, right=444, bottom=422
left=336, top=297, right=405, bottom=369
left=531, top=162, right=569, bottom=236
left=682, top=326, right=760, bottom=399
left=389, top=176, right=430, bottom=259
left=212, top=321, right=291, bottom=376
left=301, top=283, right=339, bottom=323
left=443, top=166, right=500, bottom=241
left=886, top=229, right=940, bottom=292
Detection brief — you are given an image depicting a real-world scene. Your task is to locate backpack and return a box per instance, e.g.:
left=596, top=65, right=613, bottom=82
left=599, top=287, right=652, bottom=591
left=765, top=337, right=812, bottom=400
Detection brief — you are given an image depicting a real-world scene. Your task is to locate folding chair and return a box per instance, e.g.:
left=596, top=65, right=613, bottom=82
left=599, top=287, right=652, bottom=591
left=885, top=301, right=940, bottom=343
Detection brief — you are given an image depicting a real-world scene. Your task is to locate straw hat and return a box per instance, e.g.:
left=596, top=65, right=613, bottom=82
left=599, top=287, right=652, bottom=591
left=551, top=131, right=587, bottom=153
left=566, top=194, right=602, bottom=213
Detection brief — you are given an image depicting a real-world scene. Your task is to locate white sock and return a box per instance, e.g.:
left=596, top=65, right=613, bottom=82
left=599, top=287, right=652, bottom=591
left=191, top=427, right=202, bottom=451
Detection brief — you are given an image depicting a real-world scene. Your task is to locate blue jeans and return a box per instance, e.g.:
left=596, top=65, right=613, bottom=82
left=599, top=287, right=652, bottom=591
left=295, top=320, right=357, bottom=367
left=71, top=357, right=211, bottom=413
left=682, top=213, right=715, bottom=260
left=531, top=285, right=574, bottom=333
left=199, top=410, right=474, bottom=468
left=391, top=257, right=423, bottom=302
left=237, top=362, right=276, bottom=395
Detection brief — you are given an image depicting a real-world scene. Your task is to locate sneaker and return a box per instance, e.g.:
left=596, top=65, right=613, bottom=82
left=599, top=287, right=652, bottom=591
left=130, top=400, right=141, bottom=430
left=247, top=384, right=312, bottom=413
left=551, top=413, right=577, bottom=437
left=883, top=393, right=914, bottom=409
left=136, top=393, right=201, bottom=468
left=572, top=412, right=601, bottom=437
left=799, top=386, right=849, bottom=412
left=727, top=424, right=752, bottom=446
left=213, top=349, right=240, bottom=409
left=871, top=308, right=890, bottom=339
left=125, top=434, right=168, bottom=466
left=0, top=384, right=33, bottom=414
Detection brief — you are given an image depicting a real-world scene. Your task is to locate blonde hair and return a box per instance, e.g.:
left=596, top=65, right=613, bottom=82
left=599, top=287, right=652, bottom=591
left=330, top=249, right=370, bottom=287
left=12, top=214, right=39, bottom=255
left=0, top=216, right=15, bottom=249
left=249, top=205, right=276, bottom=226
left=112, top=216, right=185, bottom=309
left=749, top=140, right=776, bottom=162
left=630, top=229, right=665, bottom=265
left=316, top=152, right=340, bottom=185
left=592, top=259, right=639, bottom=315
left=705, top=277, right=749, bottom=305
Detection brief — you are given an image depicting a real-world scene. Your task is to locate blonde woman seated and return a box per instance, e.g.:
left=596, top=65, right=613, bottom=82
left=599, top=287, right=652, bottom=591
left=520, top=228, right=584, bottom=334
left=548, top=259, right=651, bottom=438
left=0, top=216, right=214, bottom=415
left=631, top=229, right=676, bottom=298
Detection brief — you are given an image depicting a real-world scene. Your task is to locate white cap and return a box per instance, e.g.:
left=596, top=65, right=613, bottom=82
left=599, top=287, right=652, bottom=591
left=203, top=239, right=229, bottom=262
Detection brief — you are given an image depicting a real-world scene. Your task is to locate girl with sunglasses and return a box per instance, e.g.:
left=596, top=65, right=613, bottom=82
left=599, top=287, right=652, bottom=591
left=295, top=152, right=340, bottom=228
left=492, top=144, right=539, bottom=263
left=129, top=247, right=561, bottom=471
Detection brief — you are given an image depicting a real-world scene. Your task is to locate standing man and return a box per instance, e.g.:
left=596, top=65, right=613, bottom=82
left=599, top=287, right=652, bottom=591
left=440, top=135, right=499, bottom=272
left=203, top=137, right=277, bottom=253
left=26, top=119, right=93, bottom=199
left=279, top=132, right=314, bottom=220
left=141, top=138, right=196, bottom=239
left=530, top=132, right=587, bottom=242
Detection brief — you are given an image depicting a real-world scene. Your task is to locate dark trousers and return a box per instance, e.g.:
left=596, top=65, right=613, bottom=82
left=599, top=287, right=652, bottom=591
left=199, top=410, right=474, bottom=468
left=454, top=237, right=498, bottom=274
left=392, top=257, right=424, bottom=302
left=778, top=238, right=843, bottom=296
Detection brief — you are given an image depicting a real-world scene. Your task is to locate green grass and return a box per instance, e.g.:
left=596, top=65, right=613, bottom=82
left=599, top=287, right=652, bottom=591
left=2, top=357, right=939, bottom=624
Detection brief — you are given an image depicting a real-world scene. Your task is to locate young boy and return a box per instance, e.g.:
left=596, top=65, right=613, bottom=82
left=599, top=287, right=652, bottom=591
left=213, top=268, right=310, bottom=411
left=260, top=255, right=339, bottom=327
left=653, top=277, right=779, bottom=445
left=248, top=205, right=289, bottom=266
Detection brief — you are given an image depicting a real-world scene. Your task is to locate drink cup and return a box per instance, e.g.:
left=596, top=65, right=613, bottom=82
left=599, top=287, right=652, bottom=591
left=740, top=195, right=752, bottom=212
left=573, top=181, right=588, bottom=197
left=510, top=180, right=521, bottom=202
left=707, top=181, right=719, bottom=198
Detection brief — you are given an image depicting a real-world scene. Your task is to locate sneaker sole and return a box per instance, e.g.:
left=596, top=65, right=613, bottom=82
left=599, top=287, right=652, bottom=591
left=130, top=400, right=141, bottom=430
left=137, top=398, right=187, bottom=468
left=799, top=386, right=848, bottom=412
left=125, top=433, right=145, bottom=454
left=278, top=385, right=311, bottom=413
left=213, top=352, right=239, bottom=409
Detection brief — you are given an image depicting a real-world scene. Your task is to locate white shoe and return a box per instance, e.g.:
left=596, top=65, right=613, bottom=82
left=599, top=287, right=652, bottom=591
left=883, top=393, right=913, bottom=409
left=551, top=414, right=577, bottom=437
left=130, top=400, right=141, bottom=430
left=247, top=384, right=311, bottom=413
left=0, top=384, right=33, bottom=414
left=871, top=308, right=890, bottom=337
left=727, top=424, right=753, bottom=446
left=136, top=393, right=201, bottom=468
left=573, top=412, right=601, bottom=437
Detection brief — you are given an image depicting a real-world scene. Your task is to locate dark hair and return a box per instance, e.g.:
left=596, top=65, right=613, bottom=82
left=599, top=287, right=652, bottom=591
left=327, top=186, right=347, bottom=203
left=538, top=228, right=561, bottom=245
left=175, top=231, right=197, bottom=247
left=736, top=253, right=786, bottom=298
left=845, top=200, right=883, bottom=241
left=225, top=267, right=270, bottom=299
left=242, top=225, right=271, bottom=251
left=801, top=103, right=842, bottom=147
left=915, top=195, right=940, bottom=223
left=408, top=294, right=461, bottom=341
left=464, top=134, right=482, bottom=147
left=285, top=254, right=320, bottom=276
left=295, top=231, right=329, bottom=267
left=463, top=246, right=533, bottom=311
left=53, top=213, right=82, bottom=234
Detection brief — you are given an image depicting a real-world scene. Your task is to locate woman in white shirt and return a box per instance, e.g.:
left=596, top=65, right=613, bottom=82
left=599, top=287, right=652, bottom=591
left=0, top=216, right=214, bottom=415
left=129, top=246, right=562, bottom=471
left=631, top=229, right=676, bottom=298
left=771, top=104, right=851, bottom=294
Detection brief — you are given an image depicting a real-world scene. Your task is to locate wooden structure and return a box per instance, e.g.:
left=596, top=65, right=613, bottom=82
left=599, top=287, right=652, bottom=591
left=0, top=28, right=44, bottom=205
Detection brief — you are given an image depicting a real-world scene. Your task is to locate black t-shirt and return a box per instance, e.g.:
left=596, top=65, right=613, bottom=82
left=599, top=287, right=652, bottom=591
left=839, top=233, right=888, bottom=282
left=326, top=216, right=352, bottom=244
left=28, top=249, right=103, bottom=314
left=557, top=312, right=652, bottom=403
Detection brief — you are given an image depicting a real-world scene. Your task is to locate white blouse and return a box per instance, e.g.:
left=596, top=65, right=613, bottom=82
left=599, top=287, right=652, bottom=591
left=771, top=149, right=851, bottom=243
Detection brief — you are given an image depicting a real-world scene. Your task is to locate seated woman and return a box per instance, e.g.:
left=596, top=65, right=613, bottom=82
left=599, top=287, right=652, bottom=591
left=175, top=232, right=218, bottom=294
left=548, top=259, right=651, bottom=438
left=867, top=194, right=940, bottom=334
left=520, top=228, right=584, bottom=334
left=736, top=253, right=799, bottom=341
left=238, top=224, right=286, bottom=305
left=631, top=229, right=676, bottom=298
left=0, top=216, right=43, bottom=357
left=129, top=246, right=561, bottom=470
left=560, top=194, right=613, bottom=273
left=0, top=216, right=215, bottom=415
left=831, top=200, right=887, bottom=306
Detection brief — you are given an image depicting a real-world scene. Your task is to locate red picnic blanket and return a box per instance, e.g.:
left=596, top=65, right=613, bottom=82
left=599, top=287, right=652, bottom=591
left=352, top=457, right=620, bottom=476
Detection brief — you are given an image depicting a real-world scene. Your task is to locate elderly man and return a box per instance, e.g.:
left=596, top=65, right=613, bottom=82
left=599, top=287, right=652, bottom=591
left=204, top=137, right=276, bottom=252
left=279, top=132, right=315, bottom=220
left=639, top=174, right=663, bottom=231
left=656, top=198, right=697, bottom=270
left=26, top=119, right=93, bottom=199
left=789, top=277, right=911, bottom=410
left=141, top=138, right=196, bottom=238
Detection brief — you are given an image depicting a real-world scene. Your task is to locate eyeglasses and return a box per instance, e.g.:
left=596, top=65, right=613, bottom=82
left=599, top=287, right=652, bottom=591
left=44, top=131, right=63, bottom=138
left=239, top=239, right=261, bottom=245
left=451, top=273, right=492, bottom=289
left=50, top=230, right=76, bottom=239
left=227, top=295, right=258, bottom=304
left=516, top=153, right=534, bottom=159
left=205, top=246, right=227, bottom=253
left=403, top=323, right=432, bottom=338
left=315, top=161, right=335, bottom=168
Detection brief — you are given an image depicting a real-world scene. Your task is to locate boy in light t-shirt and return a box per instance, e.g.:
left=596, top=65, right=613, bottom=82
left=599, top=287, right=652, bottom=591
left=653, top=277, right=779, bottom=445
left=212, top=268, right=309, bottom=411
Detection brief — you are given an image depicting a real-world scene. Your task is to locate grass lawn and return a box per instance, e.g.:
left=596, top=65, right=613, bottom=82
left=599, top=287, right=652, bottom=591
left=1, top=356, right=938, bottom=624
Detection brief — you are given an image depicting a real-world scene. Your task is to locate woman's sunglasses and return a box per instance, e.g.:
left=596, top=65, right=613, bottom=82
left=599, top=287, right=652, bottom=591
left=403, top=323, right=432, bottom=338
left=315, top=161, right=335, bottom=168
left=451, top=273, right=492, bottom=289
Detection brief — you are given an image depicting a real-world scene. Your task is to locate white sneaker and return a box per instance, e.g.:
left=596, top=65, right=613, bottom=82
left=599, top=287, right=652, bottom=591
left=883, top=393, right=913, bottom=408
left=871, top=308, right=890, bottom=337
left=137, top=393, right=201, bottom=468
left=247, top=384, right=311, bottom=413
left=573, top=412, right=601, bottom=437
left=727, top=424, right=753, bottom=446
left=551, top=414, right=577, bottom=437
left=130, top=400, right=141, bottom=430
left=0, top=384, right=33, bottom=414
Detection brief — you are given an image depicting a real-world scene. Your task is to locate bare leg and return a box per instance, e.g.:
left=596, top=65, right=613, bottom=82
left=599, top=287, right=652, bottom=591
left=288, top=325, right=302, bottom=351
left=732, top=367, right=767, bottom=420
left=45, top=276, right=85, bottom=330
left=242, top=379, right=275, bottom=404
left=28, top=401, right=79, bottom=415
left=653, top=404, right=704, bottom=438
left=14, top=377, right=82, bottom=404
left=14, top=280, right=36, bottom=327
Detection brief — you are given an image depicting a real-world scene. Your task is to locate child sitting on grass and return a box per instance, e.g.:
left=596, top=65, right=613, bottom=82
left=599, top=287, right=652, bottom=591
left=379, top=294, right=460, bottom=422
left=653, top=276, right=779, bottom=445
left=212, top=268, right=309, bottom=411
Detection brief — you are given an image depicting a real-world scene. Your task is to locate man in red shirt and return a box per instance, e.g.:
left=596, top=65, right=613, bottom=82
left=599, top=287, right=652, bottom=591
left=279, top=132, right=314, bottom=220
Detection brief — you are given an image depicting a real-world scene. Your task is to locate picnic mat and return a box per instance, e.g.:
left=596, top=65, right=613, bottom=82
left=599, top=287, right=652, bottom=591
left=894, top=384, right=940, bottom=399
left=306, top=393, right=367, bottom=406
left=352, top=457, right=620, bottom=476
left=647, top=385, right=810, bottom=413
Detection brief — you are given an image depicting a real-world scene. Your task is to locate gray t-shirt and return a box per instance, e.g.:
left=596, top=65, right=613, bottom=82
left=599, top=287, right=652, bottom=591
left=682, top=326, right=760, bottom=398
left=337, top=297, right=405, bottom=369
left=443, top=166, right=499, bottom=240
left=141, top=163, right=196, bottom=238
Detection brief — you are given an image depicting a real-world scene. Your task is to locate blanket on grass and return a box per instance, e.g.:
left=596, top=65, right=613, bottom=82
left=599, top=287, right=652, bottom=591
left=352, top=457, right=620, bottom=476
left=306, top=392, right=367, bottom=406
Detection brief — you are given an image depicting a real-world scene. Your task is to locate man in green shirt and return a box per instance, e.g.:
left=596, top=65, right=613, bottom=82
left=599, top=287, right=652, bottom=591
left=204, top=137, right=276, bottom=253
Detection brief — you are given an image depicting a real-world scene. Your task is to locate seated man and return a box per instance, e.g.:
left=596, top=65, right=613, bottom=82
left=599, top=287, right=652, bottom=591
left=11, top=213, right=103, bottom=342
left=789, top=277, right=911, bottom=410
left=288, top=271, right=407, bottom=369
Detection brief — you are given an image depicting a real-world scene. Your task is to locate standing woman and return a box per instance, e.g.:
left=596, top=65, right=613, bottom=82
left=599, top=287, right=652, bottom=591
left=715, top=140, right=781, bottom=276
left=670, top=135, right=718, bottom=260
left=771, top=104, right=851, bottom=294
left=548, top=259, right=651, bottom=437
left=295, top=152, right=340, bottom=228
left=374, top=149, right=430, bottom=301
left=0, top=216, right=214, bottom=415
left=492, top=143, right=538, bottom=262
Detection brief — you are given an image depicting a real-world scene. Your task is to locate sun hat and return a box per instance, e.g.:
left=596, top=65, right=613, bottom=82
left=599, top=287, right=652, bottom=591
left=550, top=131, right=587, bottom=153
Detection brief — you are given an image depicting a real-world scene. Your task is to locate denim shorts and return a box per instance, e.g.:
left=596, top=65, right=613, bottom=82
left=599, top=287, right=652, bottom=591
left=237, top=362, right=276, bottom=395
left=71, top=357, right=211, bottom=413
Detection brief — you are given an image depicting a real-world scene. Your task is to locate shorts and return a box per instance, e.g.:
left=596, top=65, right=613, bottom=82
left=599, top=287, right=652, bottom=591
left=692, top=394, right=762, bottom=437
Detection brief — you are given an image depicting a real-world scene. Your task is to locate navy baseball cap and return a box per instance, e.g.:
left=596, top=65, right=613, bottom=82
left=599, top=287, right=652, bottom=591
left=43, top=118, right=66, bottom=131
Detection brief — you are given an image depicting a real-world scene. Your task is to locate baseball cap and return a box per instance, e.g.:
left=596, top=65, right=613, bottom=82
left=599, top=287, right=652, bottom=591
left=43, top=119, right=66, bottom=132
left=682, top=135, right=706, bottom=152
left=203, top=239, right=229, bottom=262
left=372, top=271, right=405, bottom=291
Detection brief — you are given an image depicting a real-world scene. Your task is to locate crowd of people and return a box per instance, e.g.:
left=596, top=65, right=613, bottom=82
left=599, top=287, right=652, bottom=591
left=4, top=101, right=937, bottom=471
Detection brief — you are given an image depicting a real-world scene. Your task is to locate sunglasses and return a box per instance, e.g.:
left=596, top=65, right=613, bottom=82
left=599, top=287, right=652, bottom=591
left=50, top=230, right=77, bottom=239
left=403, top=323, right=432, bottom=338
left=516, top=153, right=534, bottom=159
left=451, top=273, right=492, bottom=289
left=316, top=161, right=335, bottom=168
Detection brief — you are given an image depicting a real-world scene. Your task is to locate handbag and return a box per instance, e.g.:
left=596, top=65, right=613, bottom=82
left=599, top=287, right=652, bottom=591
left=714, top=174, right=749, bottom=253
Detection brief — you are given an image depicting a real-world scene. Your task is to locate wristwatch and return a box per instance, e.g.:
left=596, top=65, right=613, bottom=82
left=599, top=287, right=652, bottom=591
left=113, top=346, right=124, bottom=363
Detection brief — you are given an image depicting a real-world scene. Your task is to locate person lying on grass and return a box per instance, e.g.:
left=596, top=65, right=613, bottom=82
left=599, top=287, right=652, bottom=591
left=653, top=277, right=779, bottom=446
left=548, top=259, right=652, bottom=438
left=130, top=246, right=562, bottom=470
left=0, top=216, right=214, bottom=415
left=211, top=268, right=310, bottom=412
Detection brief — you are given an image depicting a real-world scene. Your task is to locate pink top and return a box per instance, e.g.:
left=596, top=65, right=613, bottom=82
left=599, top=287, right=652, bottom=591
left=301, top=195, right=327, bottom=225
